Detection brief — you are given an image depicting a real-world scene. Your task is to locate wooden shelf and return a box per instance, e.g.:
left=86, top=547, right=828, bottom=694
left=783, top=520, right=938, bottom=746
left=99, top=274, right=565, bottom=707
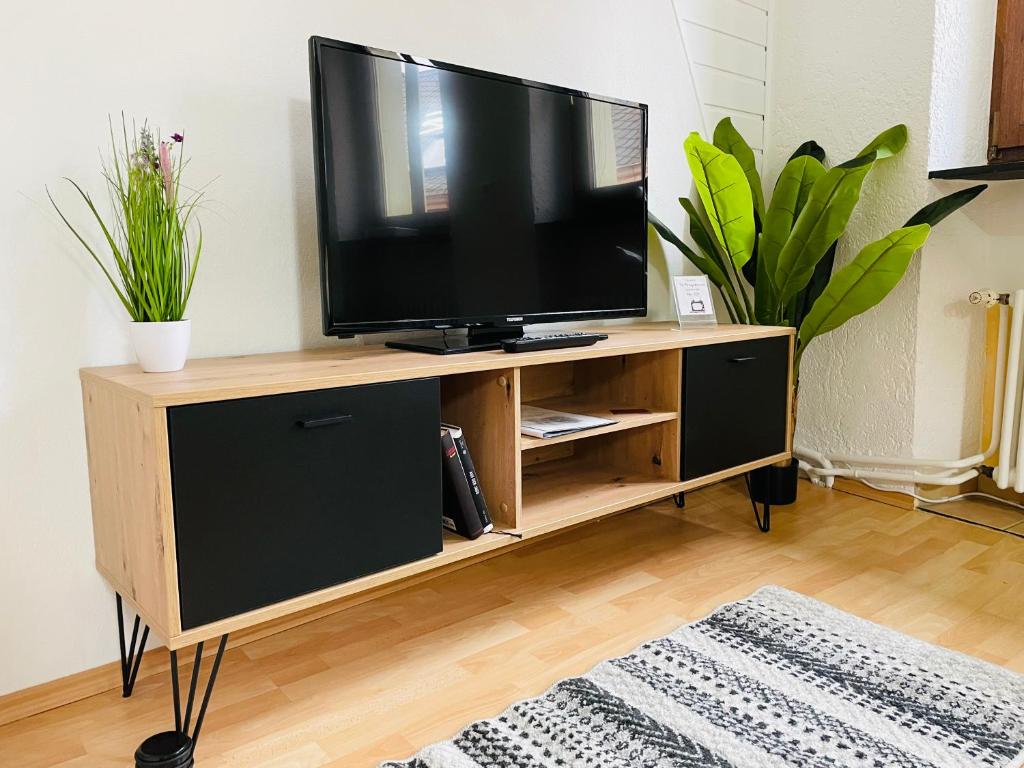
left=80, top=322, right=793, bottom=649
left=520, top=396, right=678, bottom=450
left=928, top=160, right=1024, bottom=180
left=169, top=528, right=517, bottom=647
left=80, top=323, right=792, bottom=407
left=520, top=458, right=682, bottom=537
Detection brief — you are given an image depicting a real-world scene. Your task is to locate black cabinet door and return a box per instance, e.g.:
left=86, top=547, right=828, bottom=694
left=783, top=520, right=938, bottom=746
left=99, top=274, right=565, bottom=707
left=682, top=337, right=789, bottom=481
left=168, top=378, right=441, bottom=629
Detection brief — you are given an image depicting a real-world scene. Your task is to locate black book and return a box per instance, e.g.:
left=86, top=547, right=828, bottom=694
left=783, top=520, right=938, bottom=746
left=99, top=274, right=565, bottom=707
left=444, top=424, right=493, bottom=532
left=440, top=427, right=490, bottom=539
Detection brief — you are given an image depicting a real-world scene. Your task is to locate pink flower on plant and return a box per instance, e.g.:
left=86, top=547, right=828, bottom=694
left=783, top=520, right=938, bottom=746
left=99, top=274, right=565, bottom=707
left=159, top=141, right=174, bottom=205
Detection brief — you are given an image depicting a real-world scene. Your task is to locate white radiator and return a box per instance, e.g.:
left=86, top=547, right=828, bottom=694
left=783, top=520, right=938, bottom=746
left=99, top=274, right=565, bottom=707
left=797, top=290, right=1013, bottom=489
left=992, top=289, right=1022, bottom=489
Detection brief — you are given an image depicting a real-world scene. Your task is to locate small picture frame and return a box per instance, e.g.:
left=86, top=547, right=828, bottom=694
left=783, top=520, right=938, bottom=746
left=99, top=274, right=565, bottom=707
left=672, top=275, right=718, bottom=328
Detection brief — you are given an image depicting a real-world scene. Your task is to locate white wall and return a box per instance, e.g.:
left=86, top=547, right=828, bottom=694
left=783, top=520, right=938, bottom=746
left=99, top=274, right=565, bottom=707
left=0, top=0, right=703, bottom=695
left=765, top=0, right=937, bottom=458
left=912, top=0, right=1024, bottom=460
left=913, top=181, right=1024, bottom=458
left=674, top=0, right=769, bottom=170
left=767, top=0, right=1024, bottom=469
left=928, top=0, right=997, bottom=171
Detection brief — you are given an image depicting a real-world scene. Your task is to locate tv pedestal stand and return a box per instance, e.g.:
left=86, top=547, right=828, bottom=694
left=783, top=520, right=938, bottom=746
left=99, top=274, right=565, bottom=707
left=385, top=325, right=524, bottom=355
left=79, top=322, right=793, bottom=764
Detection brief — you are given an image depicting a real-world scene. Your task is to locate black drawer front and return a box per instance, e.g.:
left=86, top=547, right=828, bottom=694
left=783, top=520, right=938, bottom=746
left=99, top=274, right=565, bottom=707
left=682, top=337, right=789, bottom=481
left=168, top=378, right=441, bottom=629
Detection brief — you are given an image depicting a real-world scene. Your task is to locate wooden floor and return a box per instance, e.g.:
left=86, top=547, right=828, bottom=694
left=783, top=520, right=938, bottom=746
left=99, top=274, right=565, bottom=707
left=920, top=496, right=1024, bottom=534
left=4, top=479, right=1024, bottom=767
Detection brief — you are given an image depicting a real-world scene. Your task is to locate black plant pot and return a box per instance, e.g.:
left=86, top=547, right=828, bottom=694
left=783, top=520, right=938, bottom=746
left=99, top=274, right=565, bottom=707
left=749, top=458, right=798, bottom=506
left=135, top=732, right=194, bottom=768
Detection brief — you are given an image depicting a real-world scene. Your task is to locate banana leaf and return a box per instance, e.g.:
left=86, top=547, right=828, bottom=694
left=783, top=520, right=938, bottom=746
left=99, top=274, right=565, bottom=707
left=761, top=156, right=826, bottom=267
left=679, top=196, right=726, bottom=269
left=683, top=132, right=755, bottom=270
left=757, top=148, right=827, bottom=305
left=797, top=224, right=931, bottom=364
left=856, top=123, right=908, bottom=160
left=679, top=195, right=742, bottom=295
left=687, top=195, right=759, bottom=290
left=784, top=127, right=921, bottom=330
left=676, top=197, right=749, bottom=322
left=791, top=240, right=837, bottom=330
left=754, top=232, right=778, bottom=324
left=791, top=185, right=985, bottom=331
left=905, top=185, right=987, bottom=227
left=646, top=213, right=730, bottom=289
left=788, top=140, right=826, bottom=163
left=741, top=209, right=761, bottom=287
left=713, top=117, right=765, bottom=220
left=710, top=114, right=764, bottom=288
left=775, top=153, right=876, bottom=304
left=757, top=155, right=826, bottom=319
left=649, top=213, right=747, bottom=322
left=789, top=184, right=986, bottom=330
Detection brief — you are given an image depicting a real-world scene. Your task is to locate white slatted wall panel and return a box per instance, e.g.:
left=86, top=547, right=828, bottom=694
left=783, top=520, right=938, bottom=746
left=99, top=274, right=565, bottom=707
left=674, top=0, right=769, bottom=168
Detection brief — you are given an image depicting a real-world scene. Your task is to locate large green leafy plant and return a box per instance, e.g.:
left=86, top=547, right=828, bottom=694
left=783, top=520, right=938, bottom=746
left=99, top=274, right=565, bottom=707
left=650, top=119, right=986, bottom=378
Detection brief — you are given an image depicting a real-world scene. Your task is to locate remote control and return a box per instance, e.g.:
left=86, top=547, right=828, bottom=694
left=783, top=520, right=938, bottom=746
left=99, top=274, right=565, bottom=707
left=500, top=332, right=608, bottom=353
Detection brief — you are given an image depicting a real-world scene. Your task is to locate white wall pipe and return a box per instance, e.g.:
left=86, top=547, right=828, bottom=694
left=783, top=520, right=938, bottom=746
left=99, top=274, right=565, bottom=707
left=796, top=448, right=834, bottom=489
left=792, top=448, right=977, bottom=488
left=824, top=301, right=1010, bottom=473
left=798, top=295, right=1014, bottom=492
left=799, top=462, right=979, bottom=486
left=1013, top=292, right=1024, bottom=490
left=985, top=301, right=1009, bottom=461
left=996, top=290, right=1024, bottom=488
left=797, top=442, right=979, bottom=488
left=797, top=448, right=982, bottom=488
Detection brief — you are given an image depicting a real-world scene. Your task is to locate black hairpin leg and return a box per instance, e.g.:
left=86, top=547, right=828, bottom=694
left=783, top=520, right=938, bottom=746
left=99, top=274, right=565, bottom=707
left=672, top=492, right=686, bottom=508
left=116, top=594, right=150, bottom=698
left=744, top=474, right=771, bottom=533
left=133, top=634, right=228, bottom=767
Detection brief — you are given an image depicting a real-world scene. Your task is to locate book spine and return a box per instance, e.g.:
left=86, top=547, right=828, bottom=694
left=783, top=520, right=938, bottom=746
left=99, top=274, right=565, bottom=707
left=452, top=431, right=493, bottom=532
left=440, top=429, right=485, bottom=540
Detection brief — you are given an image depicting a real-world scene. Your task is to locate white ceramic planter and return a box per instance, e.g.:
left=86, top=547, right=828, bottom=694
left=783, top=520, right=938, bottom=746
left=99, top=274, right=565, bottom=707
left=128, top=320, right=191, bottom=373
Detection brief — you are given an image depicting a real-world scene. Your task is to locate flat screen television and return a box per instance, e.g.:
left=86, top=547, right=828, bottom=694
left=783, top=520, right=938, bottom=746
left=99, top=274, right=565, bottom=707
left=309, top=36, right=648, bottom=353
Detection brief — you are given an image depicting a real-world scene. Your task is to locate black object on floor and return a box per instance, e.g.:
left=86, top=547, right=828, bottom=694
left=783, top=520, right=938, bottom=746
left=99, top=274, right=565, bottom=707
left=134, top=634, right=228, bottom=768
left=135, top=731, right=193, bottom=767
left=746, top=457, right=800, bottom=532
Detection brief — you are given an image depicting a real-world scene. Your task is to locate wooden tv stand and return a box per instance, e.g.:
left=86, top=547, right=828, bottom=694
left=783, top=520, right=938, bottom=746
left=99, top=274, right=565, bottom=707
left=80, top=322, right=792, bottom=757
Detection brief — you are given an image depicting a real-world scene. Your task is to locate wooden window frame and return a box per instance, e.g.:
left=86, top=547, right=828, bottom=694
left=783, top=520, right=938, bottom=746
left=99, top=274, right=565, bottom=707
left=990, top=0, right=1024, bottom=162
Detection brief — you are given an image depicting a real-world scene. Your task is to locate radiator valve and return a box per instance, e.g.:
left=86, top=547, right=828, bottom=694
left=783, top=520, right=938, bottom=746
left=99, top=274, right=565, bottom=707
left=968, top=290, right=1009, bottom=307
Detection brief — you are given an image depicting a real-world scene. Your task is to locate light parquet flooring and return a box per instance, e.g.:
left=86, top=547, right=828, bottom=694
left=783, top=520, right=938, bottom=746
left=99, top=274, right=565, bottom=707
left=3, top=479, right=1024, bottom=767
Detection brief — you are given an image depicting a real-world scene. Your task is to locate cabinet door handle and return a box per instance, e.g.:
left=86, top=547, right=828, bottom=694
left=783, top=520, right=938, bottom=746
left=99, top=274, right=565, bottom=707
left=729, top=356, right=757, bottom=363
left=298, top=414, right=353, bottom=429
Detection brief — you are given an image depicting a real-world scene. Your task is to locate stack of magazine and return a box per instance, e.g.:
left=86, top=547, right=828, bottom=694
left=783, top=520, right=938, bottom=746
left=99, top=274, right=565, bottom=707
left=520, top=405, right=617, bottom=439
left=440, top=424, right=493, bottom=540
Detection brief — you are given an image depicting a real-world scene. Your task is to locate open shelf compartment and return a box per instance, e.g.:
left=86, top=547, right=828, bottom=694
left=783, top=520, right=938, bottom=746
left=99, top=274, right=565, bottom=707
left=519, top=350, right=681, bottom=450
left=441, top=368, right=521, bottom=529
left=439, top=350, right=683, bottom=538
left=520, top=420, right=681, bottom=535
left=519, top=397, right=677, bottom=449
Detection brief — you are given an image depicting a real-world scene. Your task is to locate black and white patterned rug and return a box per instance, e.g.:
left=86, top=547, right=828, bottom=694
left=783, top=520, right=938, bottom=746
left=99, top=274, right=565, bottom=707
left=381, top=586, right=1024, bottom=768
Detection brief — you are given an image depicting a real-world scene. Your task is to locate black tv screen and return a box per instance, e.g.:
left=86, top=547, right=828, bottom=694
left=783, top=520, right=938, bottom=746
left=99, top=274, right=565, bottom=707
left=309, top=37, right=648, bottom=337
